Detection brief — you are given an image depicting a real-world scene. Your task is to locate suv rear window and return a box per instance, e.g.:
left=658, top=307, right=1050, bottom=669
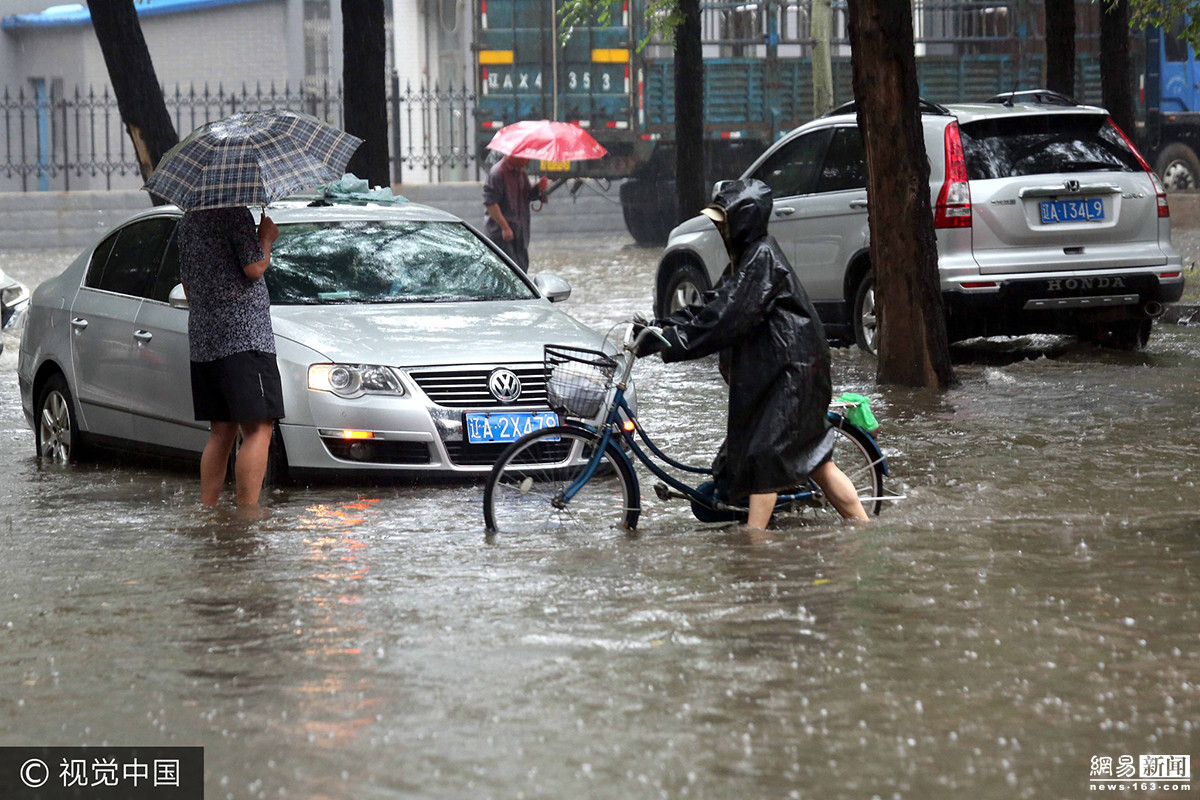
left=959, top=114, right=1144, bottom=180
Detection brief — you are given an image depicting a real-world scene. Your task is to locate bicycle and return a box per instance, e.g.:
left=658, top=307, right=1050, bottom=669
left=482, top=320, right=898, bottom=534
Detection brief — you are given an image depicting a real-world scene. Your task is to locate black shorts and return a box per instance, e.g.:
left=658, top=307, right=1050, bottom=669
left=190, top=350, right=286, bottom=422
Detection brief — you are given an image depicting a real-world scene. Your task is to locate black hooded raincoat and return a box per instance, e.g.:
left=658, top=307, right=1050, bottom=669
left=659, top=179, right=837, bottom=500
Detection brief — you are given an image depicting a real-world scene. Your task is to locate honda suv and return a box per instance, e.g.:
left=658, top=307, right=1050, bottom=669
left=655, top=95, right=1185, bottom=351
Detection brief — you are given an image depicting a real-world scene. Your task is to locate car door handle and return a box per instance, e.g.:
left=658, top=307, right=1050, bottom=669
left=70, top=317, right=88, bottom=331
left=133, top=330, right=153, bottom=343
left=774, top=207, right=796, bottom=217
left=849, top=199, right=869, bottom=209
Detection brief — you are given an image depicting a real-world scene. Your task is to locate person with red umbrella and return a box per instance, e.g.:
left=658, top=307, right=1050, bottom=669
left=482, top=120, right=607, bottom=271
left=482, top=155, right=548, bottom=272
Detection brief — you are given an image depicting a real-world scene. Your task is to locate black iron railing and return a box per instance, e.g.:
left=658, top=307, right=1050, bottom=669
left=1, top=76, right=478, bottom=193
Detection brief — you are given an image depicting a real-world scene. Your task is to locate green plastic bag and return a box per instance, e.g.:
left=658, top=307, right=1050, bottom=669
left=837, top=392, right=878, bottom=433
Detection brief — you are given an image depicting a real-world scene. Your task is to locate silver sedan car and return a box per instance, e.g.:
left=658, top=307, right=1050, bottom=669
left=18, top=198, right=623, bottom=479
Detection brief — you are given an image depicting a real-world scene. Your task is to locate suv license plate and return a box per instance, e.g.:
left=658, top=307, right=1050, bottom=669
left=1039, top=197, right=1105, bottom=224
left=465, top=411, right=559, bottom=444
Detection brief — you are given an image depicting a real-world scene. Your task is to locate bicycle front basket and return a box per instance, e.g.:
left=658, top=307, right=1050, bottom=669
left=544, top=345, right=618, bottom=420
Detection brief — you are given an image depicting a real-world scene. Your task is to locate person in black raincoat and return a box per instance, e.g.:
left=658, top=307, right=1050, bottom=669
left=640, top=179, right=868, bottom=527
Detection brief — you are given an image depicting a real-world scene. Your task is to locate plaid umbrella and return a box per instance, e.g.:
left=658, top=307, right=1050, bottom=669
left=143, top=110, right=363, bottom=211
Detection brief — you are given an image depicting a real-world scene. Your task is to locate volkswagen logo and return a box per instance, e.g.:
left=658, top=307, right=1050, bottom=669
left=488, top=368, right=522, bottom=403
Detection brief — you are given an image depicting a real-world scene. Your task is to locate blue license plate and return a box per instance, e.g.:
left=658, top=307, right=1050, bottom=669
left=1039, top=197, right=1105, bottom=224
left=465, top=410, right=559, bottom=444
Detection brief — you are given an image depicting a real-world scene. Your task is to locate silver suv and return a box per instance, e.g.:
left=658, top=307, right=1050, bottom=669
left=655, top=96, right=1185, bottom=351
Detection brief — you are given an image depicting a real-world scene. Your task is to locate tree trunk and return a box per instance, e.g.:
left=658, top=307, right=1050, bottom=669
left=342, top=0, right=390, bottom=188
left=87, top=0, right=178, bottom=203
left=846, top=0, right=954, bottom=389
left=1044, top=0, right=1076, bottom=99
left=1100, top=0, right=1135, bottom=136
left=811, top=0, right=835, bottom=117
left=675, top=0, right=706, bottom=223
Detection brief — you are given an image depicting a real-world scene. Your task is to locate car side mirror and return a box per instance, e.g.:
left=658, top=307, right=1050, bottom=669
left=532, top=273, right=571, bottom=303
left=168, top=283, right=189, bottom=310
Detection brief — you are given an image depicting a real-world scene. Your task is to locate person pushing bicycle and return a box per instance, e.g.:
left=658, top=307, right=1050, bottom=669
left=638, top=178, right=868, bottom=528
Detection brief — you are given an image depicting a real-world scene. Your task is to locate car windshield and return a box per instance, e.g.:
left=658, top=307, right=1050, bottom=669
left=265, top=220, right=536, bottom=305
left=959, top=114, right=1144, bottom=180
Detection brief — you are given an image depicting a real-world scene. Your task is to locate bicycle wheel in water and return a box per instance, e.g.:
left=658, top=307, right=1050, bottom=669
left=483, top=425, right=640, bottom=534
left=778, top=422, right=885, bottom=518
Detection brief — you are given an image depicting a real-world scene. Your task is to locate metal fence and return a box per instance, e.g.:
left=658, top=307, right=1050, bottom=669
left=1, top=75, right=478, bottom=193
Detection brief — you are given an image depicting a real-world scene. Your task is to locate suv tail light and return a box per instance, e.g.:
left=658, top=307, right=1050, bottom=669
left=935, top=122, right=972, bottom=228
left=1109, top=117, right=1169, bottom=218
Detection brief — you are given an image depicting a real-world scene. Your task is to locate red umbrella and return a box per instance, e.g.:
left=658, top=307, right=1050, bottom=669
left=485, top=120, right=607, bottom=162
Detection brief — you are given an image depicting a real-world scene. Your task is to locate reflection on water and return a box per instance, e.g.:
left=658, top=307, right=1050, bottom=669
left=0, top=238, right=1197, bottom=799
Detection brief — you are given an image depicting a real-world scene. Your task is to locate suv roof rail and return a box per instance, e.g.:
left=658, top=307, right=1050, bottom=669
left=823, top=97, right=952, bottom=118
left=984, top=89, right=1077, bottom=107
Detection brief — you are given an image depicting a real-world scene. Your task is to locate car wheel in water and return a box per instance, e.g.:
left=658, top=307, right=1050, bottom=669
left=1155, top=143, right=1200, bottom=191
left=1091, top=318, right=1153, bottom=351
left=660, top=263, right=710, bottom=318
left=227, top=422, right=289, bottom=488
left=36, top=372, right=83, bottom=463
left=853, top=274, right=878, bottom=355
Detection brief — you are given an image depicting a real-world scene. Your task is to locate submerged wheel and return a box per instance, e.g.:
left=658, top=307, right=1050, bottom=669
left=1083, top=318, right=1153, bottom=351
left=853, top=274, right=878, bottom=355
left=227, top=422, right=288, bottom=488
left=36, top=372, right=83, bottom=463
left=659, top=262, right=710, bottom=318
left=777, top=421, right=885, bottom=518
left=483, top=425, right=640, bottom=534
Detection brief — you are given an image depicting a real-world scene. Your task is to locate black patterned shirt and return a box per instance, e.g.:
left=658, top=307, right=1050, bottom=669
left=177, top=207, right=275, bottom=362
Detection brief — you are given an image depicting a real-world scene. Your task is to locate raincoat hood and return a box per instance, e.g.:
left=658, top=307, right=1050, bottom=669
left=710, top=179, right=773, bottom=257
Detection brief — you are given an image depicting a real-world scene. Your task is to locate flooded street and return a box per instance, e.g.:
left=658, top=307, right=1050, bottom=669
left=1, top=238, right=1197, bottom=799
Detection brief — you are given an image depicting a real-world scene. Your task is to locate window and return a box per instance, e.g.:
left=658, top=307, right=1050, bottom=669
left=1164, top=16, right=1189, bottom=63
left=749, top=128, right=832, bottom=199
left=84, top=218, right=176, bottom=298
left=816, top=127, right=868, bottom=193
left=959, top=114, right=1142, bottom=179
left=149, top=228, right=182, bottom=303
left=266, top=220, right=537, bottom=305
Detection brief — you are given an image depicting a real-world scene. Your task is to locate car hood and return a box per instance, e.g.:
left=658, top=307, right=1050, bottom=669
left=271, top=300, right=608, bottom=366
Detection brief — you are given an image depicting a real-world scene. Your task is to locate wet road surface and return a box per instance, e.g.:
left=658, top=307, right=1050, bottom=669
left=1, top=238, right=1198, bottom=799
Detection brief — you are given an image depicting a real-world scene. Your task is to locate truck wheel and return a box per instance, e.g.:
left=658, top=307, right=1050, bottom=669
left=659, top=263, right=710, bottom=317
left=853, top=274, right=879, bottom=355
left=620, top=180, right=676, bottom=245
left=1155, top=143, right=1200, bottom=191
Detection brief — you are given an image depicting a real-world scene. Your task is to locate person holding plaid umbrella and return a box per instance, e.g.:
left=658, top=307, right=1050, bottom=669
left=145, top=110, right=361, bottom=507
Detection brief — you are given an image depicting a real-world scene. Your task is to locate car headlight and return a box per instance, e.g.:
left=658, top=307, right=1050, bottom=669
left=308, top=363, right=405, bottom=398
left=2, top=283, right=30, bottom=309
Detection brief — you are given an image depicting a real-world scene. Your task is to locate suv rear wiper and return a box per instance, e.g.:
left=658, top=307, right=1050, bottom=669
left=1057, top=160, right=1121, bottom=172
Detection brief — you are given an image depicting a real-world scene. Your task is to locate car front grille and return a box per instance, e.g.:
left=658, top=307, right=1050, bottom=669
left=407, top=364, right=547, bottom=409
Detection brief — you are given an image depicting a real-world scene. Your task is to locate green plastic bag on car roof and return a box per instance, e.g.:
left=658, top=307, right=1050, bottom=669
left=837, top=392, right=878, bottom=433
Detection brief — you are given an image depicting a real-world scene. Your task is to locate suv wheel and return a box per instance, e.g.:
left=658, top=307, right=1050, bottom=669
left=1155, top=143, right=1200, bottom=191
left=1089, top=318, right=1153, bottom=351
left=853, top=275, right=879, bottom=355
left=660, top=263, right=710, bottom=317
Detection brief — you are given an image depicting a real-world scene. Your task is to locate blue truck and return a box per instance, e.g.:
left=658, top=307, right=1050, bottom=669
left=474, top=0, right=1198, bottom=243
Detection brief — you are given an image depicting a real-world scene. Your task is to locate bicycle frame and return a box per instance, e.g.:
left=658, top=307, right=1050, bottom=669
left=557, top=383, right=888, bottom=519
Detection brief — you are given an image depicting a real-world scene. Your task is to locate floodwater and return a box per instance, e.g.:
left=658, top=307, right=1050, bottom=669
left=1, top=237, right=1197, bottom=800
